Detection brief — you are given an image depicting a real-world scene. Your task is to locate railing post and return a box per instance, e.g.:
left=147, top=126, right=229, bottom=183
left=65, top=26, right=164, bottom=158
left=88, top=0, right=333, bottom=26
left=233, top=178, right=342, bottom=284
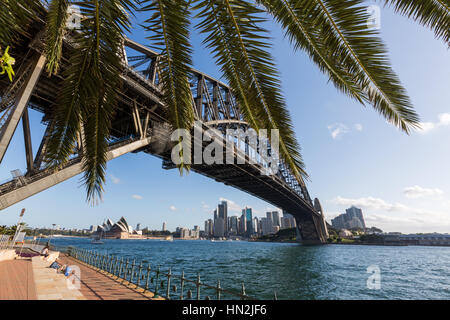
left=196, top=273, right=201, bottom=300
left=130, top=259, right=136, bottom=284
left=137, top=261, right=143, bottom=288
left=166, top=268, right=171, bottom=299
left=109, top=256, right=114, bottom=274
left=119, top=258, right=124, bottom=279
left=180, top=271, right=185, bottom=300
left=154, top=266, right=160, bottom=298
left=216, top=280, right=221, bottom=300
left=125, top=259, right=129, bottom=281
left=95, top=252, right=100, bottom=268
left=241, top=282, right=246, bottom=300
left=114, top=257, right=119, bottom=276
left=144, top=264, right=151, bottom=292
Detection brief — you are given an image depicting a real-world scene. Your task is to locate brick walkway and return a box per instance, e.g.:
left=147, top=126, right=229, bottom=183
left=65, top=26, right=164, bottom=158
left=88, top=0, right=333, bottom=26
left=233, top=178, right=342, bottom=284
left=58, top=255, right=162, bottom=300
left=0, top=259, right=36, bottom=300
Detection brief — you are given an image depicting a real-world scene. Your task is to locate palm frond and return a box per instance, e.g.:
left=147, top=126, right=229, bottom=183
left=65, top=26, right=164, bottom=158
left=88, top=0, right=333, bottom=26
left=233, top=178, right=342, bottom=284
left=195, top=0, right=308, bottom=184
left=382, top=0, right=450, bottom=45
left=312, top=0, right=420, bottom=133
left=46, top=0, right=69, bottom=75
left=45, top=0, right=134, bottom=204
left=140, top=0, right=195, bottom=172
left=257, top=0, right=366, bottom=104
left=0, top=0, right=42, bottom=47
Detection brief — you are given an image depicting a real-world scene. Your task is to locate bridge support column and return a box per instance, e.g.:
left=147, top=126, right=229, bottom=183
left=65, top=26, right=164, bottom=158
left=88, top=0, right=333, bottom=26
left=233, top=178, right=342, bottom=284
left=294, top=205, right=329, bottom=244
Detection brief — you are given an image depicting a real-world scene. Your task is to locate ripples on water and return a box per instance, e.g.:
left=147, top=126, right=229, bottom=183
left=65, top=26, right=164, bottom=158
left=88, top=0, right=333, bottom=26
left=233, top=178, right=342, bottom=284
left=49, top=238, right=450, bottom=299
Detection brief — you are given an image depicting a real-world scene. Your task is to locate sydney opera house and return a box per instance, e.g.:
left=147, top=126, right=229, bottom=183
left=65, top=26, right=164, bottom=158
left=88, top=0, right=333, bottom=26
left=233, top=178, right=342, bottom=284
left=92, top=217, right=145, bottom=239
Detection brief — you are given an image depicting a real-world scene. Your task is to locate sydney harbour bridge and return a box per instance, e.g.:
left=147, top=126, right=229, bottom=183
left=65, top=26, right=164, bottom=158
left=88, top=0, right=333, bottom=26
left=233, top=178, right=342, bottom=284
left=0, top=23, right=329, bottom=244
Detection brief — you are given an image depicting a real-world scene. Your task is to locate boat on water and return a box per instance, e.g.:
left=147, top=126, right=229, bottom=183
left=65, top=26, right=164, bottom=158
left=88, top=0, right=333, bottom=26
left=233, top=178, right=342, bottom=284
left=91, top=230, right=104, bottom=244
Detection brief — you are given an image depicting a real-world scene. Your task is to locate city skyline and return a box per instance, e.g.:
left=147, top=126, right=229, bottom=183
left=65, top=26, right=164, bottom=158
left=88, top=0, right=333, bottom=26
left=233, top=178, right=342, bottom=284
left=1, top=6, right=449, bottom=234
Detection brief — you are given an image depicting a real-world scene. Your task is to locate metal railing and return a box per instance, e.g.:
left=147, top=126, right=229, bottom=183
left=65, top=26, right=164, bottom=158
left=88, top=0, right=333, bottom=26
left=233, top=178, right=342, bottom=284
left=64, top=246, right=274, bottom=300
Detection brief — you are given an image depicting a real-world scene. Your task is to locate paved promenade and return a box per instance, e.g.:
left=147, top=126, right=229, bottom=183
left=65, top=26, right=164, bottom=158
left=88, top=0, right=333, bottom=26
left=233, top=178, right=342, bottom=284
left=0, top=253, right=162, bottom=300
left=57, top=254, right=161, bottom=300
left=0, top=259, right=36, bottom=300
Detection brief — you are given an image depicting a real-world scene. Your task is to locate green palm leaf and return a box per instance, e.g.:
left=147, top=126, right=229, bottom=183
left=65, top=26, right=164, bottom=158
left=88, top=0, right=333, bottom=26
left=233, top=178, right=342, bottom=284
left=46, top=0, right=69, bottom=75
left=140, top=0, right=195, bottom=173
left=45, top=0, right=135, bottom=204
left=0, top=0, right=42, bottom=47
left=262, top=0, right=420, bottom=133
left=195, top=0, right=308, bottom=186
left=382, top=0, right=450, bottom=45
left=258, top=0, right=366, bottom=104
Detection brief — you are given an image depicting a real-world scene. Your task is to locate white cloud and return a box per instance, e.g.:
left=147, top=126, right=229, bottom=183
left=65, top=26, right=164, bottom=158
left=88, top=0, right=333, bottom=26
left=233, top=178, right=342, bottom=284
left=132, top=194, right=143, bottom=200
left=327, top=123, right=349, bottom=140
left=403, top=185, right=444, bottom=199
left=418, top=113, right=450, bottom=134
left=169, top=205, right=177, bottom=211
left=354, top=123, right=363, bottom=131
left=110, top=174, right=120, bottom=184
left=201, top=202, right=210, bottom=212
left=333, top=196, right=408, bottom=212
left=330, top=195, right=450, bottom=233
left=219, top=197, right=242, bottom=214
left=418, top=122, right=435, bottom=134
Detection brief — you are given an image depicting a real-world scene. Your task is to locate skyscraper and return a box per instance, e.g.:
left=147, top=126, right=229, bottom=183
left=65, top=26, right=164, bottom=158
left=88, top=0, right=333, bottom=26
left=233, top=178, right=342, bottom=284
left=243, top=207, right=253, bottom=236
left=271, top=211, right=281, bottom=228
left=238, top=214, right=246, bottom=235
left=229, top=216, right=238, bottom=235
left=252, top=217, right=259, bottom=235
left=213, top=217, right=225, bottom=237
left=218, top=201, right=228, bottom=235
left=331, top=206, right=366, bottom=230
left=162, top=222, right=166, bottom=232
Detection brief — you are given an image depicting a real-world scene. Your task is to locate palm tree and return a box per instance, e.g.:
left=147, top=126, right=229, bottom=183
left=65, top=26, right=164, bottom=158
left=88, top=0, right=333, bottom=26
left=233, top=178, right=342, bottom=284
left=1, top=0, right=448, bottom=203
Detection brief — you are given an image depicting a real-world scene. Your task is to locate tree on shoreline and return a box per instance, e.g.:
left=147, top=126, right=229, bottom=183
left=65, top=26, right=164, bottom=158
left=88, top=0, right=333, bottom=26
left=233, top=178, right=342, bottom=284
left=1, top=0, right=448, bottom=204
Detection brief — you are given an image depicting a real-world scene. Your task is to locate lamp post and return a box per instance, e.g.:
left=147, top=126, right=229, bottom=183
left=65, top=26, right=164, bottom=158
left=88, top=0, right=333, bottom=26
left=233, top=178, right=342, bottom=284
left=9, top=208, right=25, bottom=249
left=48, top=223, right=56, bottom=247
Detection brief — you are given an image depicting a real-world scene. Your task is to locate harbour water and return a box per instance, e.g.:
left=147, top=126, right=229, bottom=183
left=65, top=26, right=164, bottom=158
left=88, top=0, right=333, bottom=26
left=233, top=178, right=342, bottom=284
left=48, top=237, right=450, bottom=299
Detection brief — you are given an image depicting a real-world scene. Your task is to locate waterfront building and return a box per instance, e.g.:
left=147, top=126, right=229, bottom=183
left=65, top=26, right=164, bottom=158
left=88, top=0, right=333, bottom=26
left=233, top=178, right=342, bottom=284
left=281, top=217, right=292, bottom=229
left=218, top=201, right=228, bottom=235
left=331, top=206, right=366, bottom=230
left=260, top=218, right=273, bottom=236
left=136, top=223, right=141, bottom=231
left=282, top=212, right=297, bottom=229
left=272, top=211, right=281, bottom=228
left=229, top=216, right=238, bottom=235
left=93, top=217, right=145, bottom=239
left=383, top=233, right=450, bottom=246
left=178, top=226, right=200, bottom=239
left=266, top=211, right=273, bottom=226
left=238, top=213, right=246, bottom=236
left=252, top=217, right=259, bottom=235
left=242, top=207, right=253, bottom=236
left=339, top=229, right=353, bottom=238
left=213, top=217, right=225, bottom=238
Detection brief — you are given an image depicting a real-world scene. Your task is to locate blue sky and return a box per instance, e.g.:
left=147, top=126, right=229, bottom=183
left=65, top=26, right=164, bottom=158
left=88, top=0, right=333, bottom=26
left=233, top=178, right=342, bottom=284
left=1, top=3, right=449, bottom=233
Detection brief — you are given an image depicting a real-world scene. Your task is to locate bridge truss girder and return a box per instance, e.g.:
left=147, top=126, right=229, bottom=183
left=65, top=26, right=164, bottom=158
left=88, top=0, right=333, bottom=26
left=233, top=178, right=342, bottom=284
left=0, top=27, right=328, bottom=244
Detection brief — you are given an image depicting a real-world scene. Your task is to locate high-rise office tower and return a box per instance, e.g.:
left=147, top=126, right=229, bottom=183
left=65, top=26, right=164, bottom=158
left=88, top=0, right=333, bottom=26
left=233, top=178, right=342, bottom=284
left=218, top=201, right=228, bottom=235
left=252, top=217, right=259, bottom=234
left=243, top=207, right=253, bottom=235
left=162, top=222, right=166, bottom=232
left=272, top=211, right=281, bottom=227
left=213, top=217, right=225, bottom=237
left=229, top=216, right=238, bottom=235
left=239, top=213, right=246, bottom=235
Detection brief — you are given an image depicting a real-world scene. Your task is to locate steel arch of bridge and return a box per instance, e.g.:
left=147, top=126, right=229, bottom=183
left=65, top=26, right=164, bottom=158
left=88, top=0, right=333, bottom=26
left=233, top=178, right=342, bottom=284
left=0, top=27, right=328, bottom=244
